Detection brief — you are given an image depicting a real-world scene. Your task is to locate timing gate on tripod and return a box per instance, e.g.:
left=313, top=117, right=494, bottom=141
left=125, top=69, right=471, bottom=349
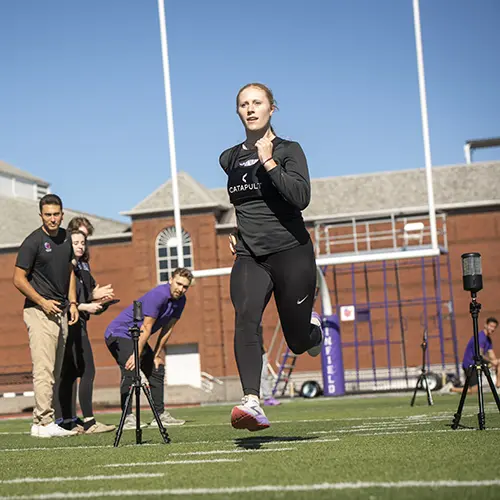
left=451, top=253, right=500, bottom=430
left=114, top=300, right=171, bottom=446
left=410, top=328, right=433, bottom=406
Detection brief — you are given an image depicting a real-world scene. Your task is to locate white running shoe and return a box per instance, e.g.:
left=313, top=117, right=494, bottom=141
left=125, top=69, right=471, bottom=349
left=231, top=395, right=270, bottom=432
left=438, top=381, right=454, bottom=394
left=35, top=422, right=78, bottom=438
left=30, top=424, right=40, bottom=437
left=84, top=421, right=116, bottom=434
left=307, top=312, right=324, bottom=357
left=149, top=411, right=185, bottom=427
left=123, top=413, right=148, bottom=430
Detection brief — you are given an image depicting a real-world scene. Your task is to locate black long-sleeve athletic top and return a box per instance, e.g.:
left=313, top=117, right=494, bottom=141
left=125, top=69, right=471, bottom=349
left=219, top=137, right=311, bottom=257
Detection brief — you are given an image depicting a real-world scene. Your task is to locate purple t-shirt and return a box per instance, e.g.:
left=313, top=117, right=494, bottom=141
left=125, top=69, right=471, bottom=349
left=462, top=330, right=493, bottom=369
left=105, top=284, right=186, bottom=339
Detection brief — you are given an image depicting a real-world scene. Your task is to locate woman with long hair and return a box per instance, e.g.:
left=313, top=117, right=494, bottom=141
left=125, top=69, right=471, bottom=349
left=58, top=229, right=115, bottom=434
left=221, top=83, right=323, bottom=431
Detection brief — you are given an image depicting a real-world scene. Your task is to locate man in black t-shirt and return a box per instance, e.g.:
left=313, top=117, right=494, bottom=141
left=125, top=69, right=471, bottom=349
left=13, top=194, right=80, bottom=438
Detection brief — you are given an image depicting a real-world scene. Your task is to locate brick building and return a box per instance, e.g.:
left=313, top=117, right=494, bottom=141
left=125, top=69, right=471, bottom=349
left=0, top=159, right=499, bottom=403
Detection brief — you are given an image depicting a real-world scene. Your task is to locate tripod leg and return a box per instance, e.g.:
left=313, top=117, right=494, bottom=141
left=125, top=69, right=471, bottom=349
left=451, top=372, right=471, bottom=429
left=142, top=384, right=171, bottom=444
left=423, top=374, right=434, bottom=406
left=481, top=362, right=500, bottom=413
left=410, top=374, right=422, bottom=407
left=135, top=383, right=142, bottom=444
left=114, top=385, right=134, bottom=447
left=476, top=365, right=486, bottom=430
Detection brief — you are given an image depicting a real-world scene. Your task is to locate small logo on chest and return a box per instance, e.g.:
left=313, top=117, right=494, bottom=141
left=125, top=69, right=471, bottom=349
left=44, top=242, right=52, bottom=252
left=239, top=159, right=259, bottom=167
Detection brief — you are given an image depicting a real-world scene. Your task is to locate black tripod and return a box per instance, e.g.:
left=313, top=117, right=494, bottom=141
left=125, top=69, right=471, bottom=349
left=114, top=301, right=171, bottom=447
left=451, top=293, right=500, bottom=430
left=410, top=328, right=433, bottom=406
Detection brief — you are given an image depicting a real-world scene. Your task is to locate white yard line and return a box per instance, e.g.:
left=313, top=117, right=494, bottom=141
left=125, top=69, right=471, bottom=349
left=0, top=444, right=150, bottom=453
left=308, top=420, right=458, bottom=434
left=0, top=410, right=486, bottom=436
left=168, top=447, right=296, bottom=456
left=0, top=473, right=164, bottom=484
left=0, top=437, right=339, bottom=453
left=103, top=458, right=242, bottom=467
left=163, top=415, right=449, bottom=428
left=356, top=428, right=500, bottom=437
left=0, top=480, right=500, bottom=499
left=188, top=437, right=340, bottom=446
left=0, top=419, right=445, bottom=436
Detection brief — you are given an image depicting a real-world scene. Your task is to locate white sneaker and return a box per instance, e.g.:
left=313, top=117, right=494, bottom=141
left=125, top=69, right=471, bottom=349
left=307, top=312, right=324, bottom=357
left=123, top=413, right=148, bottom=430
left=438, top=381, right=454, bottom=394
left=231, top=395, right=270, bottom=432
left=84, top=421, right=116, bottom=434
left=30, top=424, right=40, bottom=437
left=150, top=411, right=185, bottom=427
left=36, top=422, right=78, bottom=438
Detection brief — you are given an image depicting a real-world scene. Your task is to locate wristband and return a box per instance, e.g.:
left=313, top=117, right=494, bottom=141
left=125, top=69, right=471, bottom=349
left=70, top=301, right=78, bottom=306
left=262, top=157, right=274, bottom=166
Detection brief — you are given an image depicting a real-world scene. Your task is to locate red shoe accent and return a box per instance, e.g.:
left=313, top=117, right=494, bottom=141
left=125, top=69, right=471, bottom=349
left=231, top=406, right=270, bottom=432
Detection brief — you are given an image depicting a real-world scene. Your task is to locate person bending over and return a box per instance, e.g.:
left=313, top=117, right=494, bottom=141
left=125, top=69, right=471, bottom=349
left=104, top=268, right=192, bottom=429
left=448, top=317, right=500, bottom=394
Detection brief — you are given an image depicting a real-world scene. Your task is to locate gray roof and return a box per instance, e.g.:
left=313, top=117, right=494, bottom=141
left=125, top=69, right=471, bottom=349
left=220, top=161, right=500, bottom=226
left=304, top=160, right=500, bottom=219
left=209, top=187, right=230, bottom=206
left=126, top=160, right=500, bottom=227
left=0, top=195, right=130, bottom=246
left=123, top=171, right=230, bottom=215
left=0, top=160, right=50, bottom=186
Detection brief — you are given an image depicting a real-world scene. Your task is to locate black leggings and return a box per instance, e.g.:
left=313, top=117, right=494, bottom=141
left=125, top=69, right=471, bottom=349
left=231, top=239, right=320, bottom=397
left=59, top=321, right=95, bottom=419
left=106, top=336, right=165, bottom=415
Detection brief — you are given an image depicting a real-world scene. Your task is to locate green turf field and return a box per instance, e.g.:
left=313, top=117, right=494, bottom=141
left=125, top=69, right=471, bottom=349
left=0, top=393, right=499, bottom=499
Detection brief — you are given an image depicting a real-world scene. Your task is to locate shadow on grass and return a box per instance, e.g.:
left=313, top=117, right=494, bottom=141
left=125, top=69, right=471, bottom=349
left=233, top=435, right=316, bottom=449
left=445, top=423, right=476, bottom=430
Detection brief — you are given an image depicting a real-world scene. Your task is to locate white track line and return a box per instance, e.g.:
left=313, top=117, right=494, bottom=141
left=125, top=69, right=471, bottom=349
left=0, top=473, right=164, bottom=484
left=181, top=411, right=499, bottom=428
left=168, top=447, right=296, bottom=456
left=356, top=428, right=500, bottom=437
left=307, top=421, right=455, bottom=434
left=0, top=437, right=339, bottom=453
left=190, top=437, right=339, bottom=446
left=103, top=458, right=241, bottom=467
left=0, top=418, right=451, bottom=436
left=1, top=480, right=500, bottom=498
left=165, top=415, right=446, bottom=428
left=0, top=444, right=149, bottom=453
left=0, top=411, right=488, bottom=436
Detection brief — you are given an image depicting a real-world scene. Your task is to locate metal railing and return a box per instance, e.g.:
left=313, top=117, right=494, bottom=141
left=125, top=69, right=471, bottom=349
left=313, top=213, right=447, bottom=257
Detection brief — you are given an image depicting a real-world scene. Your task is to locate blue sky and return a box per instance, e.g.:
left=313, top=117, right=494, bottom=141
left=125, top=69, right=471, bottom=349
left=1, top=0, right=499, bottom=222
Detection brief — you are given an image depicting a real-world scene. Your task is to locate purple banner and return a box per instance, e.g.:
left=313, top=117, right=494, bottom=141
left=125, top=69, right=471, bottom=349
left=321, top=314, right=345, bottom=396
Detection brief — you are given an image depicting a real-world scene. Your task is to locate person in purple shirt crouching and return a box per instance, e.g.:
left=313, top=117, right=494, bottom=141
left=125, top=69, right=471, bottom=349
left=448, top=317, right=499, bottom=394
left=105, top=268, right=193, bottom=429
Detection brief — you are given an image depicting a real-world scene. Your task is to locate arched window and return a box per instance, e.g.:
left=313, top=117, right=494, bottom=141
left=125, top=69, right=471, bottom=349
left=156, top=227, right=193, bottom=283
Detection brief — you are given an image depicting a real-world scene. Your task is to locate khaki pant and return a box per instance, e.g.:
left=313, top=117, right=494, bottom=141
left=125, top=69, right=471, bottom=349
left=23, top=307, right=68, bottom=425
